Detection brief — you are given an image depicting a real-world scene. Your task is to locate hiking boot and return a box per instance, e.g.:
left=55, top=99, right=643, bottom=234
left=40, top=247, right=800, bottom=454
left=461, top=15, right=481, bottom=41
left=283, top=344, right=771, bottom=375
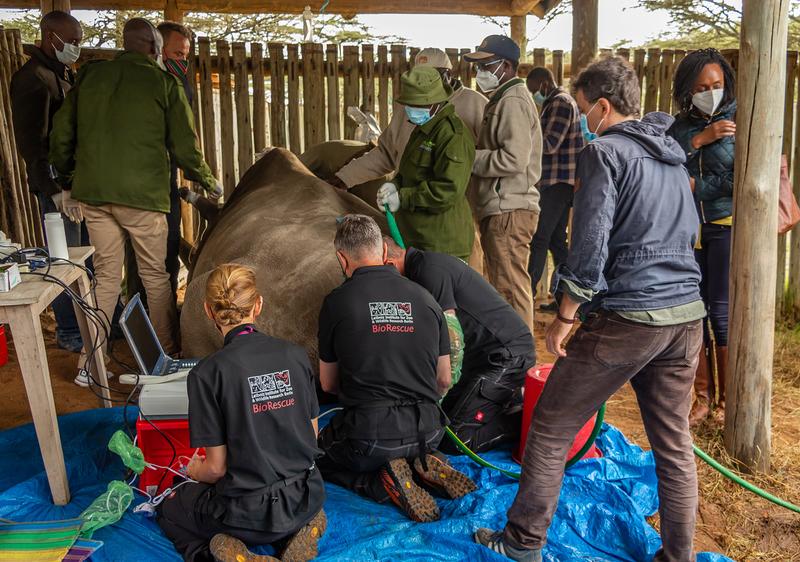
left=279, top=509, right=327, bottom=562
left=412, top=454, right=477, bottom=499
left=209, top=534, right=278, bottom=562
left=379, top=458, right=440, bottom=522
left=474, top=528, right=543, bottom=562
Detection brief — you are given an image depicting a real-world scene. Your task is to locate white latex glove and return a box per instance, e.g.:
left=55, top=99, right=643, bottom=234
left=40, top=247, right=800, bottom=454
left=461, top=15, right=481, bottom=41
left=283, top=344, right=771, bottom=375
left=208, top=180, right=224, bottom=200
left=376, top=182, right=400, bottom=213
left=60, top=190, right=83, bottom=223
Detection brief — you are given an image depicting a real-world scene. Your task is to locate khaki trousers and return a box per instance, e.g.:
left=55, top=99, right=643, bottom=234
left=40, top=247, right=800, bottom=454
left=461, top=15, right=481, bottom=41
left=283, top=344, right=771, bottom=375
left=479, top=210, right=538, bottom=334
left=83, top=203, right=178, bottom=355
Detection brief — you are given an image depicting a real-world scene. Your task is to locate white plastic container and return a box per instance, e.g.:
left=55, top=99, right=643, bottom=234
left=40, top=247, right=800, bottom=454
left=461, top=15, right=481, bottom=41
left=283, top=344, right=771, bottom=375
left=44, top=212, right=69, bottom=260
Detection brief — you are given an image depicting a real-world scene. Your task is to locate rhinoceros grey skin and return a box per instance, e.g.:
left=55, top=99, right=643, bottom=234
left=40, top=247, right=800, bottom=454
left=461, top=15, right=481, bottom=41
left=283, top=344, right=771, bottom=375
left=181, top=147, right=386, bottom=363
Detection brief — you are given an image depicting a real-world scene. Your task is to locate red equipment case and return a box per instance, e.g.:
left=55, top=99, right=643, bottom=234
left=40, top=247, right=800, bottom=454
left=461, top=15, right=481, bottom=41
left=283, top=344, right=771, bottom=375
left=0, top=325, right=7, bottom=367
left=136, top=417, right=204, bottom=496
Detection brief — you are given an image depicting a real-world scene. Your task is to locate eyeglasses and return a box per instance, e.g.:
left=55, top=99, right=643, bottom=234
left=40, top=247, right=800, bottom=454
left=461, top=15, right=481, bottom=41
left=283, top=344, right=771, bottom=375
left=475, top=59, right=503, bottom=72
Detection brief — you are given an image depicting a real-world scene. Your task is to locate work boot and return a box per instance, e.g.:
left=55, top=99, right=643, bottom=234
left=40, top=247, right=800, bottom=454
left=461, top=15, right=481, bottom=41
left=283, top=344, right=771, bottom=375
left=412, top=454, right=477, bottom=499
left=209, top=534, right=278, bottom=562
left=688, top=345, right=712, bottom=427
left=379, top=458, right=440, bottom=522
left=713, top=345, right=728, bottom=424
left=279, top=509, right=327, bottom=562
left=474, top=528, right=543, bottom=562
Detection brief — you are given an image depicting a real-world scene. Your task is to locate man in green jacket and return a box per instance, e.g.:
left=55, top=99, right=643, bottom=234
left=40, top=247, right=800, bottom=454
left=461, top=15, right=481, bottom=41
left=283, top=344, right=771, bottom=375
left=376, top=66, right=475, bottom=261
left=50, top=18, right=220, bottom=356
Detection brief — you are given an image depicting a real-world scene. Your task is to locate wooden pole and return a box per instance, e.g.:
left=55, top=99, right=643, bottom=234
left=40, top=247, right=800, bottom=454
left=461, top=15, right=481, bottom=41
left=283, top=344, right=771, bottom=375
left=510, top=16, right=527, bottom=63
left=163, top=0, right=183, bottom=21
left=778, top=50, right=797, bottom=317
left=571, top=0, right=598, bottom=76
left=724, top=0, right=789, bottom=473
left=40, top=0, right=70, bottom=13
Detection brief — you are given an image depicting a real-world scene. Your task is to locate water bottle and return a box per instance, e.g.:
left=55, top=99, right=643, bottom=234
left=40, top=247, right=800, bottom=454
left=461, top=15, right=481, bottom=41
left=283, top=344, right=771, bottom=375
left=44, top=212, right=69, bottom=260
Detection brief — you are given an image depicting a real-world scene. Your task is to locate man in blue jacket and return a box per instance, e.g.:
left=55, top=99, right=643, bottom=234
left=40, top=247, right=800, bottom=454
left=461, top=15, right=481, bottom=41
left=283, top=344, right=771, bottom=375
left=475, top=57, right=705, bottom=562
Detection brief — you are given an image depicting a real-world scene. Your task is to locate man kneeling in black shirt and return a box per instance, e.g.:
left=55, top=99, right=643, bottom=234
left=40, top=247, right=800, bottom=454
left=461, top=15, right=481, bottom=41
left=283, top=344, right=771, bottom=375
left=157, top=264, right=326, bottom=562
left=317, top=215, right=476, bottom=522
left=384, top=239, right=536, bottom=454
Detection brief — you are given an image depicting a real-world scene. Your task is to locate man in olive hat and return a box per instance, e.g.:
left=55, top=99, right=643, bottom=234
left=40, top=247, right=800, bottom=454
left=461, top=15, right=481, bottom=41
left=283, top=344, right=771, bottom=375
left=375, top=66, right=476, bottom=261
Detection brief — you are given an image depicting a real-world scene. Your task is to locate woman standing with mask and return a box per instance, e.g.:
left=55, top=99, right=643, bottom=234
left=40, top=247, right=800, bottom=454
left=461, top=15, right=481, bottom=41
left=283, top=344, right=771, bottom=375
left=668, top=48, right=736, bottom=426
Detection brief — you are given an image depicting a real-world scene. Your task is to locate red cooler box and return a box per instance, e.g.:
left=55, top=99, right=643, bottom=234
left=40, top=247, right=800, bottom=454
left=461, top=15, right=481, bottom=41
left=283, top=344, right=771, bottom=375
left=136, top=417, right=204, bottom=496
left=513, top=364, right=602, bottom=464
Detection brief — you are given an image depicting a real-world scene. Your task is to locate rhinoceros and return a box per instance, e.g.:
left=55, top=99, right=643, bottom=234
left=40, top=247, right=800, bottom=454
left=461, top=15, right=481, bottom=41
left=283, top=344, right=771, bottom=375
left=180, top=147, right=386, bottom=361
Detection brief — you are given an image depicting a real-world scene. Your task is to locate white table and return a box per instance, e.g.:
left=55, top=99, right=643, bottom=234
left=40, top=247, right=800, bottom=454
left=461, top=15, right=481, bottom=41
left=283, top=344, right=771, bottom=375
left=0, top=246, right=111, bottom=505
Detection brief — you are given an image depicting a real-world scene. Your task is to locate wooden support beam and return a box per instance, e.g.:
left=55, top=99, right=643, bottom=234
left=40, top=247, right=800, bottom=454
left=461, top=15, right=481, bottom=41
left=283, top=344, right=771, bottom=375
left=510, top=16, right=527, bottom=62
left=571, top=0, right=598, bottom=76
left=164, top=0, right=183, bottom=21
left=724, top=0, right=789, bottom=474
left=40, top=0, right=70, bottom=13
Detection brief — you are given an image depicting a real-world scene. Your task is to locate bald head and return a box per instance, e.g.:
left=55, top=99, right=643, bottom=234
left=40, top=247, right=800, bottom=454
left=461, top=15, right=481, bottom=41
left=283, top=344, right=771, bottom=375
left=123, top=17, right=162, bottom=58
left=40, top=10, right=82, bottom=60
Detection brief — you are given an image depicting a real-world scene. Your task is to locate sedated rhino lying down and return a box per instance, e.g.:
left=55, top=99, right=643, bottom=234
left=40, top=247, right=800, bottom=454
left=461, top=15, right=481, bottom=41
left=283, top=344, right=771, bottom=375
left=181, top=147, right=386, bottom=362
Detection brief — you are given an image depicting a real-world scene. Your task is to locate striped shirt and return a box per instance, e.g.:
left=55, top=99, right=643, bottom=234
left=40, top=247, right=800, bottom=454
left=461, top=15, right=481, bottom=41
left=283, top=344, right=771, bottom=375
left=538, top=88, right=585, bottom=188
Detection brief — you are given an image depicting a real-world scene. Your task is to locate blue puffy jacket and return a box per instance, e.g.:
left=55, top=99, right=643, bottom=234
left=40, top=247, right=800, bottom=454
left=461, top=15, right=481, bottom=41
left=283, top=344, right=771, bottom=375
left=552, top=112, right=702, bottom=312
left=667, top=101, right=736, bottom=223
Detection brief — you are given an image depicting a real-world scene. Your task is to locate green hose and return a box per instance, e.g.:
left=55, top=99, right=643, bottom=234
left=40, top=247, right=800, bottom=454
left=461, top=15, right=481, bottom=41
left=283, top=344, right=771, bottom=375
left=444, top=404, right=607, bottom=479
left=692, top=444, right=800, bottom=514
left=385, top=206, right=405, bottom=249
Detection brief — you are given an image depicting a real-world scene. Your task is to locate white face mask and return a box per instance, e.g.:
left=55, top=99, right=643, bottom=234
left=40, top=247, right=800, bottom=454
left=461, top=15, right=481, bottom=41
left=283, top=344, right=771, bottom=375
left=692, top=88, right=724, bottom=116
left=52, top=32, right=80, bottom=65
left=475, top=60, right=505, bottom=93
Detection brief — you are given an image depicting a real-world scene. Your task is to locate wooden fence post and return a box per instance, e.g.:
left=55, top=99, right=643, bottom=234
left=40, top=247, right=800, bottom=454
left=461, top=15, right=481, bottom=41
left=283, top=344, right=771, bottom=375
left=286, top=44, right=301, bottom=154
left=778, top=51, right=797, bottom=316
left=533, top=48, right=546, bottom=68
left=391, top=44, right=406, bottom=103
left=377, top=45, right=390, bottom=130
left=644, top=48, right=661, bottom=114
left=725, top=0, right=789, bottom=473
left=616, top=48, right=630, bottom=62
left=342, top=45, right=360, bottom=140
left=361, top=44, right=375, bottom=117
left=216, top=40, right=236, bottom=197
left=198, top=38, right=218, bottom=178
left=460, top=48, right=473, bottom=89
left=232, top=42, right=253, bottom=176
left=303, top=43, right=326, bottom=147
left=633, top=49, right=646, bottom=92
left=552, top=50, right=564, bottom=86
left=268, top=43, right=287, bottom=149
left=325, top=44, right=341, bottom=140
left=658, top=49, right=675, bottom=113
left=790, top=49, right=800, bottom=319
left=251, top=42, right=267, bottom=154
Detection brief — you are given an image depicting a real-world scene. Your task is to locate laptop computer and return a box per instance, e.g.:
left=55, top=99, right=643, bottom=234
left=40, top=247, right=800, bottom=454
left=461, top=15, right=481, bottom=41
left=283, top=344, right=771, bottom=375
left=119, top=293, right=199, bottom=377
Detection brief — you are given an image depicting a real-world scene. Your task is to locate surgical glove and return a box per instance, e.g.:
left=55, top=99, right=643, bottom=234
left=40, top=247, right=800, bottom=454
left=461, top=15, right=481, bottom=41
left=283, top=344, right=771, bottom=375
left=60, top=189, right=84, bottom=223
left=208, top=180, right=224, bottom=200
left=445, top=311, right=464, bottom=391
left=179, top=187, right=200, bottom=205
left=376, top=182, right=400, bottom=213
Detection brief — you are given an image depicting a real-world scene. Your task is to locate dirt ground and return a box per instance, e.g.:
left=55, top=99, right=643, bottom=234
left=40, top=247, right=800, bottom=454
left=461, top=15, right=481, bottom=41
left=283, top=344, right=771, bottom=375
left=1, top=309, right=798, bottom=560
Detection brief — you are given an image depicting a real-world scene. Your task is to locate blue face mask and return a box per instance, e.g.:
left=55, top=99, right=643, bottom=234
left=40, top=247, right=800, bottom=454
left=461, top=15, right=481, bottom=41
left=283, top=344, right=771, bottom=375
left=580, top=101, right=603, bottom=143
left=533, top=91, right=546, bottom=106
left=405, top=106, right=432, bottom=126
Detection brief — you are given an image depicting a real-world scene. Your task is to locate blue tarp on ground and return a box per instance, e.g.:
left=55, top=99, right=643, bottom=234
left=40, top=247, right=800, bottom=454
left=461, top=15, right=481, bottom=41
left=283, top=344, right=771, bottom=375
left=0, top=407, right=733, bottom=561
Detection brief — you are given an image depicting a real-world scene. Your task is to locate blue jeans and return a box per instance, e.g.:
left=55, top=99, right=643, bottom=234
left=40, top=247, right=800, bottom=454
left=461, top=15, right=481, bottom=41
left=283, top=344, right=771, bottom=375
left=37, top=193, right=91, bottom=342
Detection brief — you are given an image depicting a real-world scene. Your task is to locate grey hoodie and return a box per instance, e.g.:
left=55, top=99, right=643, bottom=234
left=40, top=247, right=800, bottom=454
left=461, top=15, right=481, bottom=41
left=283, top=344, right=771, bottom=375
left=552, top=112, right=702, bottom=312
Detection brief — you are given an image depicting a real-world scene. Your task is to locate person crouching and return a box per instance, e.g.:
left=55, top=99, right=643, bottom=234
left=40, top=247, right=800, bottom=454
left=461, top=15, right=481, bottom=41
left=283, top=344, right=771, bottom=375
left=157, top=264, right=326, bottom=562
left=316, top=215, right=476, bottom=522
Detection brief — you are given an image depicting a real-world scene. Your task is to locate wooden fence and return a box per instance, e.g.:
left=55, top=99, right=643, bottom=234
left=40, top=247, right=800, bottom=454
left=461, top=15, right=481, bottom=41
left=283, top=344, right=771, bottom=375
left=4, top=32, right=800, bottom=317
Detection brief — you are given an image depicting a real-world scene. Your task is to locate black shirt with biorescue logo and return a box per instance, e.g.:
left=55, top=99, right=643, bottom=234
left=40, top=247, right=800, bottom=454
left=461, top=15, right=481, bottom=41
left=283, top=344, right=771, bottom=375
left=318, top=265, right=450, bottom=440
left=187, top=324, right=325, bottom=532
left=404, top=247, right=535, bottom=367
